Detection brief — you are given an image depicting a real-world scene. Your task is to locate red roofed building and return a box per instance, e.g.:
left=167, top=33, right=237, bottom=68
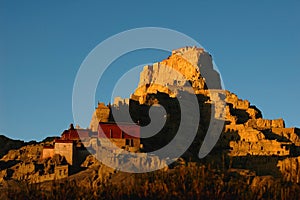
left=98, top=122, right=140, bottom=151
left=61, top=129, right=90, bottom=141
left=42, top=124, right=90, bottom=165
left=42, top=122, right=141, bottom=166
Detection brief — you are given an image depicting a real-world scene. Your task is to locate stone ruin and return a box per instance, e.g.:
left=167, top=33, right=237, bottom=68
left=85, top=46, right=300, bottom=183
left=1, top=46, right=300, bottom=184
left=129, top=46, right=300, bottom=182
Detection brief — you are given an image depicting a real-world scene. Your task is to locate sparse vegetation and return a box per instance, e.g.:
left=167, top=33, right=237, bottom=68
left=3, top=164, right=300, bottom=200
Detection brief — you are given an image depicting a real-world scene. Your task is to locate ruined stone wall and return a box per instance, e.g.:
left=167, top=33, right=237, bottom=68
left=223, top=124, right=288, bottom=156
left=113, top=97, right=129, bottom=107
left=238, top=128, right=265, bottom=142
left=272, top=127, right=300, bottom=146
left=99, top=138, right=140, bottom=152
left=225, top=124, right=245, bottom=132
left=86, top=46, right=300, bottom=178
left=31, top=165, right=68, bottom=183
left=223, top=110, right=291, bottom=158
left=223, top=91, right=264, bottom=125
left=54, top=142, right=75, bottom=165
left=225, top=91, right=250, bottom=110
left=33, top=173, right=55, bottom=183
left=229, top=140, right=290, bottom=156
left=246, top=118, right=285, bottom=130
left=54, top=165, right=69, bottom=178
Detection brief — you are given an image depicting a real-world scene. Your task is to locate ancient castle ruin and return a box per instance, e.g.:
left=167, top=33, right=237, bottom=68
left=1, top=46, right=300, bottom=184
left=129, top=46, right=300, bottom=182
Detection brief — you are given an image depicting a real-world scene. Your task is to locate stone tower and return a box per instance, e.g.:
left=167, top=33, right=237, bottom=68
left=89, top=102, right=110, bottom=132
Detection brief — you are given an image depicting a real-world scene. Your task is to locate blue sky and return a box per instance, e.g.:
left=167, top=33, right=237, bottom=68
left=0, top=1, right=299, bottom=141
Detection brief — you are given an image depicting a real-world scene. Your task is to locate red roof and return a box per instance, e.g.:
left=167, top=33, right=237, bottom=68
left=61, top=129, right=91, bottom=140
left=98, top=122, right=140, bottom=139
left=54, top=139, right=74, bottom=143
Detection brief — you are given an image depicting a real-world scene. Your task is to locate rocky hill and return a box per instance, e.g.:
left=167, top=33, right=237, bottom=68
left=1, top=46, right=300, bottom=199
left=110, top=46, right=300, bottom=182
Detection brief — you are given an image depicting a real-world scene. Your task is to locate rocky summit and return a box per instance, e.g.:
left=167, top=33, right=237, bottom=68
left=1, top=46, right=300, bottom=199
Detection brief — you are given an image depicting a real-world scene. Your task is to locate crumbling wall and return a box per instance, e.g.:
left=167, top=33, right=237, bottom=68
left=272, top=127, right=300, bottom=146
left=99, top=138, right=140, bottom=152
left=225, top=124, right=245, bottom=132
left=31, top=165, right=68, bottom=183
left=246, top=107, right=262, bottom=119
left=246, top=118, right=285, bottom=130
left=54, top=165, right=68, bottom=179
left=230, top=140, right=290, bottom=156
left=237, top=128, right=265, bottom=142
left=54, top=142, right=75, bottom=165
left=113, top=97, right=129, bottom=107
left=225, top=91, right=250, bottom=110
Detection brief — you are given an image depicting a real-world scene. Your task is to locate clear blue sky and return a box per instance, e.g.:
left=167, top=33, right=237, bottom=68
left=1, top=1, right=299, bottom=141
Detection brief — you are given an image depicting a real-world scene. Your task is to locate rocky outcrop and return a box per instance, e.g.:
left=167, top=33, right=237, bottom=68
left=133, top=47, right=221, bottom=104
left=0, top=152, right=68, bottom=183
left=0, top=135, right=25, bottom=159
left=95, top=146, right=168, bottom=173
left=1, top=144, right=43, bottom=162
left=81, top=155, right=100, bottom=168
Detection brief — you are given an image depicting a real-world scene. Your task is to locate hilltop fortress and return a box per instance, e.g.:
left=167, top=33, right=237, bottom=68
left=87, top=47, right=300, bottom=182
left=1, top=46, right=300, bottom=184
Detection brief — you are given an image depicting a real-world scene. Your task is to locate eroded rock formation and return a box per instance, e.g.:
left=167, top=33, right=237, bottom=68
left=129, top=46, right=300, bottom=182
left=1, top=46, right=300, bottom=189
